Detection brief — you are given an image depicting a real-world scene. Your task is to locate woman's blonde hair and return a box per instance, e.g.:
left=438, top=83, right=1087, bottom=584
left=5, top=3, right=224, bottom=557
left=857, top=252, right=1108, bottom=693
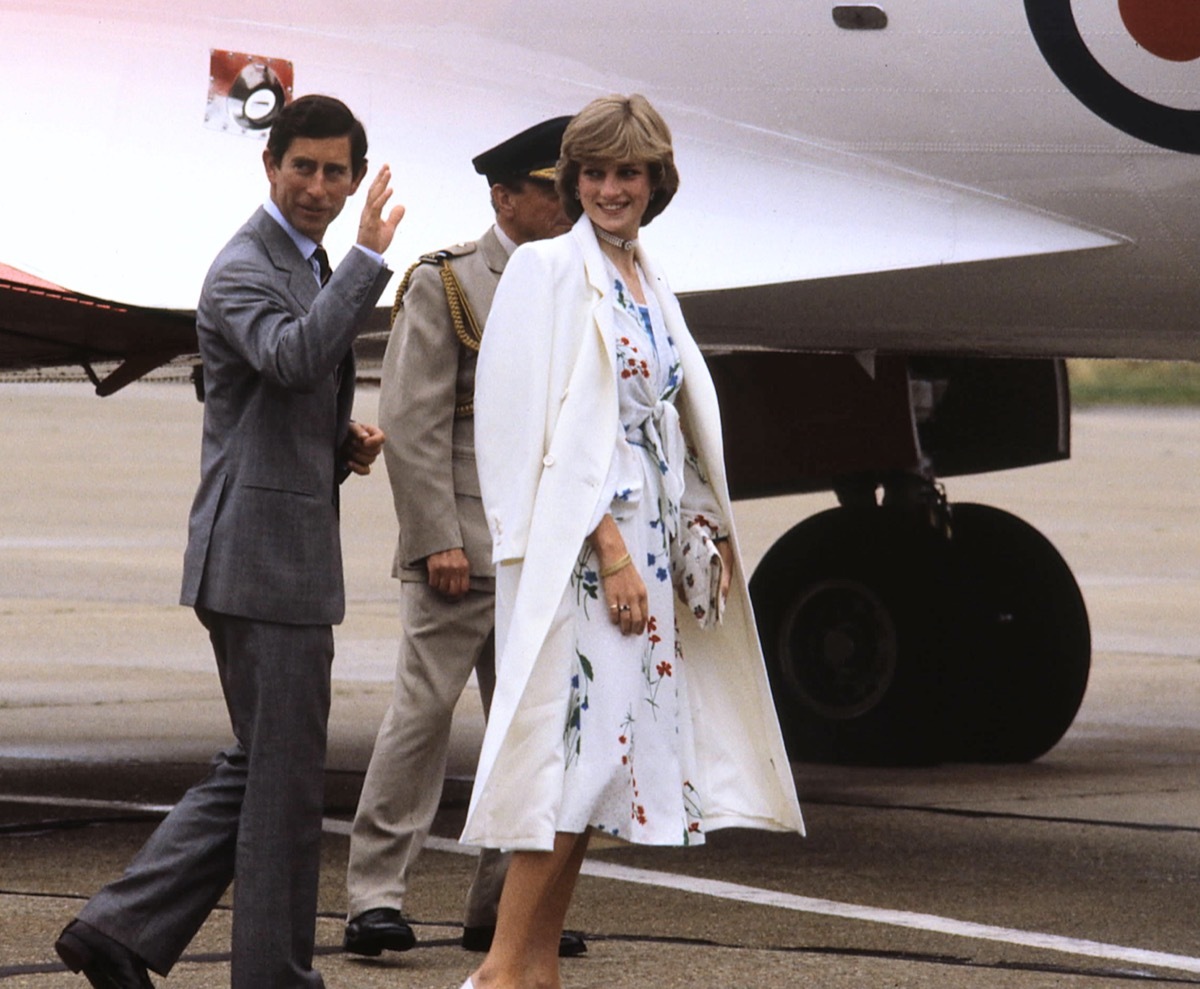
left=556, top=93, right=680, bottom=226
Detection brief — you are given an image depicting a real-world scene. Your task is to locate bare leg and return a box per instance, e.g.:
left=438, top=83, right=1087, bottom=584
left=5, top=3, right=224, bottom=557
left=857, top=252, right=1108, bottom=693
left=468, top=830, right=590, bottom=989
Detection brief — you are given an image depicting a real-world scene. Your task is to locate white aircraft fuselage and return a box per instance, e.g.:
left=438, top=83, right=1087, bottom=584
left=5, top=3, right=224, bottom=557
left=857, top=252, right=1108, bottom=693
left=2, top=0, right=1195, bottom=766
left=2, top=0, right=1197, bottom=359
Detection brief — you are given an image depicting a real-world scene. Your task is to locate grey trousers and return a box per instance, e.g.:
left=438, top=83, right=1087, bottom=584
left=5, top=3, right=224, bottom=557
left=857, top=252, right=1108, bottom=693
left=346, top=580, right=507, bottom=926
left=79, top=610, right=334, bottom=989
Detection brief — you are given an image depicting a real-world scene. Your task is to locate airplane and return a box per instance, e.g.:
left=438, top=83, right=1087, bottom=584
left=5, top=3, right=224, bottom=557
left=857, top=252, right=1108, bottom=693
left=2, top=0, right=1197, bottom=767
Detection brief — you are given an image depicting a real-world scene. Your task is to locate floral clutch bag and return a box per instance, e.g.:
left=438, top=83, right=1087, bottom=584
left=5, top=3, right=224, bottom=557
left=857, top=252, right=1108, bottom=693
left=672, top=521, right=725, bottom=629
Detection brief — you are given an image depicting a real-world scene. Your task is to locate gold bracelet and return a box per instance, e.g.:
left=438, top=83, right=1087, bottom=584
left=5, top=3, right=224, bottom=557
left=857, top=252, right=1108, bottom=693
left=599, top=553, right=632, bottom=578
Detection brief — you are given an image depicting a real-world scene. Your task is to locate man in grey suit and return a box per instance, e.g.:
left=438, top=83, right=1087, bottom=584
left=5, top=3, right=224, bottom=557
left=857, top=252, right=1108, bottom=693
left=342, top=116, right=586, bottom=958
left=54, top=94, right=405, bottom=989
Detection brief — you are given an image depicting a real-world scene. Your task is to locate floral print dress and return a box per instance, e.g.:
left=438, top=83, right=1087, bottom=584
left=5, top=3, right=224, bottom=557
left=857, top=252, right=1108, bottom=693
left=557, top=263, right=725, bottom=846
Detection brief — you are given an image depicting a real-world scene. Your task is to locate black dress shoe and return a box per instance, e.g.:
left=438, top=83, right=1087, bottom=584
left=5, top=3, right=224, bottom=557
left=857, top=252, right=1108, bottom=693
left=461, top=925, right=587, bottom=957
left=343, top=908, right=416, bottom=956
left=54, top=919, right=155, bottom=989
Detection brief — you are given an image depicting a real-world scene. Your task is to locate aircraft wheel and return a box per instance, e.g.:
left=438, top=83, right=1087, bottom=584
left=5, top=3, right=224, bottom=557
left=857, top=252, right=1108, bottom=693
left=940, top=503, right=1090, bottom=762
left=749, top=507, right=951, bottom=765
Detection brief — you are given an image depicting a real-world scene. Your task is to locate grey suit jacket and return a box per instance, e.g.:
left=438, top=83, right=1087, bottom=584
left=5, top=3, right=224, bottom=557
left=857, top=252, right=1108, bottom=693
left=379, top=227, right=507, bottom=590
left=180, top=207, right=392, bottom=625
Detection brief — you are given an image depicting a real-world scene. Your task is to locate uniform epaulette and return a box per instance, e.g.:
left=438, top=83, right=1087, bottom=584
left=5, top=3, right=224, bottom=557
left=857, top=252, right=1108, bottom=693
left=390, top=243, right=486, bottom=365
left=432, top=242, right=478, bottom=260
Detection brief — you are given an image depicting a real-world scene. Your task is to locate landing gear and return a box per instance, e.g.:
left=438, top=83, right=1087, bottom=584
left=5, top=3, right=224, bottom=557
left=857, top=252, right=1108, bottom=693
left=750, top=500, right=1089, bottom=765
left=939, top=503, right=1090, bottom=762
left=750, top=505, right=950, bottom=764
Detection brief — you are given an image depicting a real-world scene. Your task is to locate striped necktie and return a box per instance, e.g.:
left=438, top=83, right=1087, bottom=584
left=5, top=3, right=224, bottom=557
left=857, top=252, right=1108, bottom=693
left=312, top=246, right=332, bottom=286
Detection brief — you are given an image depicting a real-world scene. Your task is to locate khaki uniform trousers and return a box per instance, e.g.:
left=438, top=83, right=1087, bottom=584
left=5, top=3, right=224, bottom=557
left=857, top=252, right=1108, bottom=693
left=346, top=578, right=505, bottom=925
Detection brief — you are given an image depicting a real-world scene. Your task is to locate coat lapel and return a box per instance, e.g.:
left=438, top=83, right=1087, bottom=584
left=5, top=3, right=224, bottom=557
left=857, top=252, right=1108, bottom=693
left=574, top=218, right=624, bottom=379
left=639, top=251, right=729, bottom=499
left=251, top=207, right=319, bottom=311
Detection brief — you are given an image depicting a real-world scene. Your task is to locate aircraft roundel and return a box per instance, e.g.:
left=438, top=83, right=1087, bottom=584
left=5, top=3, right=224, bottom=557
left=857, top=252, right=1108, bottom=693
left=1025, top=0, right=1200, bottom=152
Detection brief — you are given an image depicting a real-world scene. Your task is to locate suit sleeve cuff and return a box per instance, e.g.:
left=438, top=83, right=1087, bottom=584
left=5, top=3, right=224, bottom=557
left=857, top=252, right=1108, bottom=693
left=352, top=243, right=386, bottom=267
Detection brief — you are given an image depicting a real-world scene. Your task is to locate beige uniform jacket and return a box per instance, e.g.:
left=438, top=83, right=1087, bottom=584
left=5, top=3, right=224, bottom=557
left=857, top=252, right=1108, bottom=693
left=378, top=227, right=508, bottom=590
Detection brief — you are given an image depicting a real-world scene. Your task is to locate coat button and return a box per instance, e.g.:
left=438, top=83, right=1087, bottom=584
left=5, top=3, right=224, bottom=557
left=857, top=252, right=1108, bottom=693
left=543, top=454, right=555, bottom=467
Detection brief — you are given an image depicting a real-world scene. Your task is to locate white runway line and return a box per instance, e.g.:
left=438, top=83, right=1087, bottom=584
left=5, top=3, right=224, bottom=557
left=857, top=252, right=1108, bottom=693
left=406, top=831, right=1200, bottom=977
left=580, top=858, right=1200, bottom=976
left=12, top=803, right=1197, bottom=977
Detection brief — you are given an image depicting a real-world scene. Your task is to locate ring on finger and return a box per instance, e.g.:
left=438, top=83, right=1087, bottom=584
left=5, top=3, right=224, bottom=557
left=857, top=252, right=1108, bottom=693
left=619, top=604, right=631, bottom=612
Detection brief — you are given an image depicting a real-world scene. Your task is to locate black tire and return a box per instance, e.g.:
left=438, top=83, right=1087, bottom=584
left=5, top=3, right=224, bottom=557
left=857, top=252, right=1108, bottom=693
left=749, top=506, right=952, bottom=765
left=940, top=503, right=1090, bottom=762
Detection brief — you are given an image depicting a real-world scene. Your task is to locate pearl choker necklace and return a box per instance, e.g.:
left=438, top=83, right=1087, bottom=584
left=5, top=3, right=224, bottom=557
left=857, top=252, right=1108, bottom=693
left=594, top=226, right=637, bottom=252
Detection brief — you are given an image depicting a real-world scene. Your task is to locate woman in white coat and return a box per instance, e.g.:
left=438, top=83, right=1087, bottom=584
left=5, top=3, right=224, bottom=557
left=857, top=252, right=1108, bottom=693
left=461, top=94, right=804, bottom=989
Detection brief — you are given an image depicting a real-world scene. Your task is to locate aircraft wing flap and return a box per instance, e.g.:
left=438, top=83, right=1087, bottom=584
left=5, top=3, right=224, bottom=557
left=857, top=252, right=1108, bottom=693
left=0, top=266, right=198, bottom=392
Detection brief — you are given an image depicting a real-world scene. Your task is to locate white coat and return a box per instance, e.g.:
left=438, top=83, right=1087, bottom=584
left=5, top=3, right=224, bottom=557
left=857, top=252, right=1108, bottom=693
left=464, top=216, right=804, bottom=850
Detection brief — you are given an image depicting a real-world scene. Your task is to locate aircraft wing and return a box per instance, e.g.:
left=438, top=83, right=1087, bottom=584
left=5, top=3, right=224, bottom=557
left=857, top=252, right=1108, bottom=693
left=0, top=264, right=198, bottom=395
left=2, top=0, right=1194, bottom=393
left=681, top=243, right=1186, bottom=362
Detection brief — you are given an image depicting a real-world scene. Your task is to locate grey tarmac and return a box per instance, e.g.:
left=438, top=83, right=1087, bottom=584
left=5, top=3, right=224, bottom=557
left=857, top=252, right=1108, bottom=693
left=1, top=383, right=1198, bottom=988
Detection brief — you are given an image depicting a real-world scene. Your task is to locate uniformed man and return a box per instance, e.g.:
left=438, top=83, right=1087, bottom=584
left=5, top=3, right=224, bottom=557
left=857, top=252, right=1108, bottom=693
left=343, top=116, right=587, bottom=958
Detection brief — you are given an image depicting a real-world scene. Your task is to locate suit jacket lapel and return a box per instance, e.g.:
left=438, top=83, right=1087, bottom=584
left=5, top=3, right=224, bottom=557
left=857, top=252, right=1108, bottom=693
left=250, top=207, right=319, bottom=310
left=249, top=207, right=354, bottom=473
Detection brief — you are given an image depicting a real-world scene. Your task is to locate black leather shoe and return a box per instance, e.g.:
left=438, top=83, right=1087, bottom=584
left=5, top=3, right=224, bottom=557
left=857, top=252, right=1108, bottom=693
left=461, top=925, right=587, bottom=957
left=54, top=919, right=155, bottom=989
left=343, top=908, right=416, bottom=956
